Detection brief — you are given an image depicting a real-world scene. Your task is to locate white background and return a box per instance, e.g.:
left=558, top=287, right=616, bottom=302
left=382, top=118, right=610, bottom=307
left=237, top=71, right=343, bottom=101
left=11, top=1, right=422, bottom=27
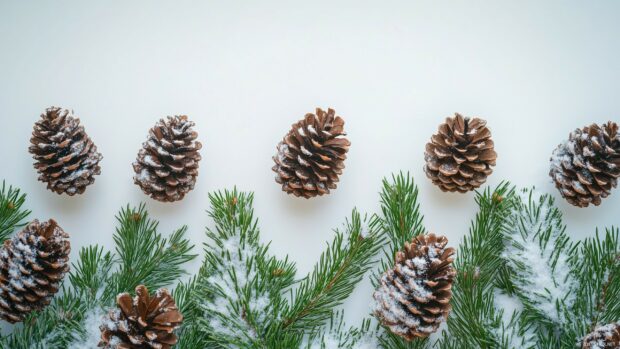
left=1, top=0, right=619, bottom=336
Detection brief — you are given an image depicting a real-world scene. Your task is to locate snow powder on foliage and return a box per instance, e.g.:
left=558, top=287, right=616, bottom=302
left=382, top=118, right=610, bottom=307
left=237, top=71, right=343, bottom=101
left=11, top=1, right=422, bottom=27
left=68, top=307, right=109, bottom=349
left=503, top=192, right=576, bottom=325
left=202, top=232, right=272, bottom=345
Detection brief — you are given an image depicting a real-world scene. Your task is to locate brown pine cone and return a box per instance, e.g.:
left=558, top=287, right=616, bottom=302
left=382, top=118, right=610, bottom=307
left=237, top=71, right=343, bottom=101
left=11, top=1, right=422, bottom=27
left=0, top=219, right=70, bottom=323
left=99, top=285, right=183, bottom=349
left=29, top=107, right=103, bottom=195
left=373, top=233, right=456, bottom=341
left=272, top=108, right=350, bottom=198
left=550, top=121, right=620, bottom=207
left=133, top=115, right=202, bottom=202
left=582, top=322, right=620, bottom=349
left=424, top=113, right=497, bottom=193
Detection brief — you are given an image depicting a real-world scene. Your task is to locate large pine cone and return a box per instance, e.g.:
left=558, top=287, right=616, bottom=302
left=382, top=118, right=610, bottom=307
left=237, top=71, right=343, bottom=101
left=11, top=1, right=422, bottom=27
left=0, top=219, right=70, bottom=323
left=29, top=107, right=103, bottom=195
left=550, top=121, right=620, bottom=207
left=424, top=113, right=497, bottom=193
left=100, top=285, right=183, bottom=349
left=133, top=115, right=202, bottom=202
left=582, top=323, right=620, bottom=349
left=272, top=108, right=350, bottom=198
left=373, top=233, right=456, bottom=341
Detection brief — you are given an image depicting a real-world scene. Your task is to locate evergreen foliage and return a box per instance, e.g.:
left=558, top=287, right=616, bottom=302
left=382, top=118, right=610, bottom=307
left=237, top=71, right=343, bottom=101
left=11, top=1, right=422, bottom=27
left=0, top=178, right=617, bottom=349
left=0, top=181, right=31, bottom=241
left=174, top=188, right=384, bottom=349
left=0, top=204, right=195, bottom=349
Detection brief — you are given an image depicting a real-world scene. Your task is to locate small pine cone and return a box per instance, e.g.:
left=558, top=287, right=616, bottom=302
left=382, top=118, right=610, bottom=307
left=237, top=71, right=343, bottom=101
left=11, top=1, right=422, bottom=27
left=29, top=107, right=103, bottom=195
left=424, top=113, right=497, bottom=193
left=99, top=285, right=183, bottom=349
left=272, top=108, right=350, bottom=198
left=133, top=115, right=202, bottom=202
left=0, top=219, right=70, bottom=323
left=373, top=233, right=456, bottom=341
left=550, top=121, right=620, bottom=207
left=582, top=322, right=620, bottom=349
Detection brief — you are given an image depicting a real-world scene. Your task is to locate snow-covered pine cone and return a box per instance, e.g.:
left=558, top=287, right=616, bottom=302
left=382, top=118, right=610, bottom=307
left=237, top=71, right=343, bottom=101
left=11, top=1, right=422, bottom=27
left=373, top=233, right=456, bottom=341
left=0, top=219, right=70, bottom=323
left=582, top=322, right=620, bottom=349
left=99, top=285, right=183, bottom=349
left=272, top=108, right=350, bottom=198
left=29, top=107, right=103, bottom=195
left=550, top=121, right=620, bottom=207
left=133, top=115, right=202, bottom=202
left=424, top=113, right=497, bottom=193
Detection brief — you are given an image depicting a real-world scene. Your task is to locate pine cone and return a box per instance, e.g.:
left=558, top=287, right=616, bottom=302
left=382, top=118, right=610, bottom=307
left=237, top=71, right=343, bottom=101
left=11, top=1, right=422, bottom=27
left=272, top=108, right=350, bottom=198
left=424, top=113, right=497, bottom=193
left=582, top=323, right=620, bottom=349
left=0, top=219, right=70, bottom=323
left=550, top=122, right=620, bottom=207
left=133, top=115, right=202, bottom=202
left=373, top=233, right=456, bottom=341
left=99, top=285, right=183, bottom=349
left=29, top=107, right=103, bottom=195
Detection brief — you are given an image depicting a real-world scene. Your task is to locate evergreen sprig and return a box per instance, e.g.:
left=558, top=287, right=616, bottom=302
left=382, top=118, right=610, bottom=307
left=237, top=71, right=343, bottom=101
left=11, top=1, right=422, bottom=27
left=0, top=204, right=195, bottom=349
left=283, top=210, right=383, bottom=332
left=0, top=181, right=31, bottom=241
left=178, top=188, right=383, bottom=348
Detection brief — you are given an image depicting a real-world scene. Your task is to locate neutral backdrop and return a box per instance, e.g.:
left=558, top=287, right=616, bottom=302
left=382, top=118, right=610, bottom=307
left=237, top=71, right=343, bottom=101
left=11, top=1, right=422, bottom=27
left=1, top=0, right=619, bottom=336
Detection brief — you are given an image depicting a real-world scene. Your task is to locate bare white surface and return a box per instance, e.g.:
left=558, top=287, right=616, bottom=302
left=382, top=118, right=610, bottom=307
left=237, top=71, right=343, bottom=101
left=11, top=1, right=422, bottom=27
left=1, top=0, right=619, bottom=334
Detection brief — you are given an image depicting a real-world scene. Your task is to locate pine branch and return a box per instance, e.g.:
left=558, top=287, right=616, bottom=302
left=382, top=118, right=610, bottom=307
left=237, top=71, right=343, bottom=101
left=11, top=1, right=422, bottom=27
left=441, top=182, right=518, bottom=348
left=193, top=189, right=297, bottom=348
left=0, top=181, right=31, bottom=241
left=108, top=204, right=196, bottom=300
left=369, top=172, right=430, bottom=349
left=372, top=171, right=425, bottom=272
left=282, top=210, right=383, bottom=332
left=562, top=227, right=620, bottom=347
left=500, top=189, right=577, bottom=344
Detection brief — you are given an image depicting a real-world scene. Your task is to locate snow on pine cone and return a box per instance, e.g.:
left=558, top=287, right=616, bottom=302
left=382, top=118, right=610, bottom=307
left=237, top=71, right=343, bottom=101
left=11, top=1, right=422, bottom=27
left=133, top=115, right=202, bottom=202
left=424, top=113, right=497, bottom=193
left=0, top=219, right=70, bottom=323
left=99, top=285, right=183, bottom=349
left=272, top=108, right=350, bottom=198
left=550, top=121, right=620, bottom=208
left=29, top=107, right=103, bottom=195
left=582, top=322, right=620, bottom=349
left=373, top=233, right=456, bottom=341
